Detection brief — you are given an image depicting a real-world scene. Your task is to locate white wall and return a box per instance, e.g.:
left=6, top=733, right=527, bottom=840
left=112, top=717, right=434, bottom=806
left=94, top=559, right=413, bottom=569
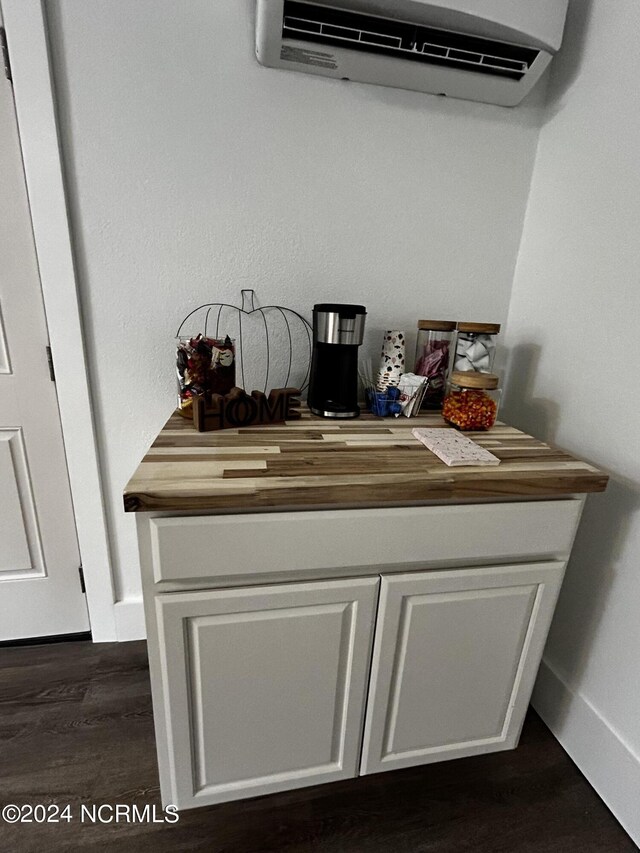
left=46, top=0, right=544, bottom=615
left=503, top=0, right=640, bottom=843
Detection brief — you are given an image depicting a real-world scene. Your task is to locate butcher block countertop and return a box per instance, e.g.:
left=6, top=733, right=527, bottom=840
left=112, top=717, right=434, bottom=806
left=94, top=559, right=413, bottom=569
left=123, top=409, right=608, bottom=513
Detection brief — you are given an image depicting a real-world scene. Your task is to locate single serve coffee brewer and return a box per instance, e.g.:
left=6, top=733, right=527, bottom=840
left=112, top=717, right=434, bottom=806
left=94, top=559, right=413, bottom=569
left=308, top=303, right=366, bottom=419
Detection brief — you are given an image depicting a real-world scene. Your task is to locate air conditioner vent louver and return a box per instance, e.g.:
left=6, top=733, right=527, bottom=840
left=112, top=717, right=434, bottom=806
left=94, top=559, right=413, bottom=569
left=282, top=1, right=539, bottom=81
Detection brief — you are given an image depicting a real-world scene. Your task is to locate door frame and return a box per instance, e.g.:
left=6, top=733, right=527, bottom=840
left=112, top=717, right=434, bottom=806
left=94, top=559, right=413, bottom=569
left=1, top=0, right=117, bottom=640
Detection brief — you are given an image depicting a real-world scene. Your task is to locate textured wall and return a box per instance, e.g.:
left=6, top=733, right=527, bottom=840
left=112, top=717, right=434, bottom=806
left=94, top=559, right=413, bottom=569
left=503, top=0, right=640, bottom=842
left=47, top=0, right=544, bottom=601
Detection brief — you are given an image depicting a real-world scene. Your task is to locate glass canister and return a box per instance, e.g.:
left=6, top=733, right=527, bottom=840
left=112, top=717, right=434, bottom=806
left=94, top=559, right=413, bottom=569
left=414, top=320, right=456, bottom=409
left=453, top=322, right=501, bottom=373
left=442, top=371, right=501, bottom=430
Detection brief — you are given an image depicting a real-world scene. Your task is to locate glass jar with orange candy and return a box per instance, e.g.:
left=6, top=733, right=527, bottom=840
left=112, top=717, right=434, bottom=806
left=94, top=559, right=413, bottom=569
left=442, top=371, right=501, bottom=431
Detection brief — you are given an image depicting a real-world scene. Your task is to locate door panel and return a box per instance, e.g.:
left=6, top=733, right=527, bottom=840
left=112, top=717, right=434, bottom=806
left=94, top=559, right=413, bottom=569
left=155, top=577, right=379, bottom=808
left=0, top=428, right=44, bottom=577
left=0, top=302, right=10, bottom=373
left=386, top=586, right=537, bottom=753
left=0, top=61, right=88, bottom=638
left=361, top=562, right=565, bottom=775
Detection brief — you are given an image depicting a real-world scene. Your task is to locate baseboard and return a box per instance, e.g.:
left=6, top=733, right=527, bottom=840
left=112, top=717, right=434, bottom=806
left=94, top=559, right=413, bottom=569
left=533, top=658, right=640, bottom=846
left=0, top=631, right=92, bottom=647
left=113, top=598, right=147, bottom=641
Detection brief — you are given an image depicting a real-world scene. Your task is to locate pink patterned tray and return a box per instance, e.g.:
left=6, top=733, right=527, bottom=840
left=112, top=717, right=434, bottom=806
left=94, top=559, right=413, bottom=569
left=412, top=428, right=501, bottom=467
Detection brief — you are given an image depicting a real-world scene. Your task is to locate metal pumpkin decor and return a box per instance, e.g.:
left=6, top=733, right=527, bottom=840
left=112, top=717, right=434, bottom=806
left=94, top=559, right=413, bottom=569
left=176, top=290, right=312, bottom=417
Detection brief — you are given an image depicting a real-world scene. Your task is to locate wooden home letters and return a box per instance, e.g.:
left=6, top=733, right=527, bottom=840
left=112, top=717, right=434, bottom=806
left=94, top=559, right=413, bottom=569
left=193, top=387, right=302, bottom=432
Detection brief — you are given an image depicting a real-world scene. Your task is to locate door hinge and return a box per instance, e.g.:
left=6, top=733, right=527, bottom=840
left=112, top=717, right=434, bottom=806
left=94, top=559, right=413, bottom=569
left=46, top=345, right=55, bottom=382
left=78, top=566, right=86, bottom=594
left=1, top=28, right=12, bottom=83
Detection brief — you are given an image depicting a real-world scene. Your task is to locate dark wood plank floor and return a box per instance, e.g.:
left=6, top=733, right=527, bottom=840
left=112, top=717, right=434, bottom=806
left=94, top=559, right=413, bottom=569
left=0, top=640, right=635, bottom=853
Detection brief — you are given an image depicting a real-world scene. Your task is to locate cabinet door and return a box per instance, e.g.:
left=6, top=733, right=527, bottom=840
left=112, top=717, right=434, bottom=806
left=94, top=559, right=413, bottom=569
left=156, top=577, right=378, bottom=808
left=360, top=562, right=564, bottom=775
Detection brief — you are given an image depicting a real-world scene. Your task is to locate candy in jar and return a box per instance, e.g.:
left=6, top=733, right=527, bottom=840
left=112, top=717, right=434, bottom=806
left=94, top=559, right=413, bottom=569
left=414, top=320, right=455, bottom=409
left=454, top=322, right=500, bottom=373
left=442, top=371, right=501, bottom=430
left=176, top=334, right=236, bottom=416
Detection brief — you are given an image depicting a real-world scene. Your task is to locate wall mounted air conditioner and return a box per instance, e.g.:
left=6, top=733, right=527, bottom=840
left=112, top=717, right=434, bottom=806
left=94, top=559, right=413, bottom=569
left=255, top=0, right=569, bottom=106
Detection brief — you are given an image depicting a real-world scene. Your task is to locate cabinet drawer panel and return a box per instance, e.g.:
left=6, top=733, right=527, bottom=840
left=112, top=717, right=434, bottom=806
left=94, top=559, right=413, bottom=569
left=155, top=577, right=378, bottom=808
left=150, top=500, right=582, bottom=583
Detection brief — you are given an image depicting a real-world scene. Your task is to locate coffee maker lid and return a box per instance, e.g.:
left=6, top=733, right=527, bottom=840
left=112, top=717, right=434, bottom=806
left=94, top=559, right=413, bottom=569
left=313, top=303, right=366, bottom=316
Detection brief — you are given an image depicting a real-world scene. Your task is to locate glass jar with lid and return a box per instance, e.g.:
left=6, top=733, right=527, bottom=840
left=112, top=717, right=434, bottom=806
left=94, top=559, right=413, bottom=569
left=453, top=322, right=501, bottom=374
left=414, top=320, right=456, bottom=409
left=442, top=371, right=501, bottom=430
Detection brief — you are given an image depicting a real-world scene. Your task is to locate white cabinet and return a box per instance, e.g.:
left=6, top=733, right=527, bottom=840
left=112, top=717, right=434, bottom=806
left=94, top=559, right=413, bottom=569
left=138, top=501, right=580, bottom=809
left=360, top=562, right=564, bottom=775
left=154, top=577, right=379, bottom=809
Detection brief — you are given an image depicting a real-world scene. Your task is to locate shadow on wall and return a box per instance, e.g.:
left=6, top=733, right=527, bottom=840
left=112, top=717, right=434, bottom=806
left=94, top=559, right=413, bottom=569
left=544, top=0, right=595, bottom=118
left=504, top=345, right=640, bottom=727
left=501, top=343, right=561, bottom=443
left=353, top=74, right=545, bottom=128
left=546, top=476, right=640, bottom=719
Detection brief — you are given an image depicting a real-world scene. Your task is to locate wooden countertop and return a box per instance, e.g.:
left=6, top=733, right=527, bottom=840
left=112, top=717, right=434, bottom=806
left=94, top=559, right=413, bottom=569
left=123, top=409, right=608, bottom=513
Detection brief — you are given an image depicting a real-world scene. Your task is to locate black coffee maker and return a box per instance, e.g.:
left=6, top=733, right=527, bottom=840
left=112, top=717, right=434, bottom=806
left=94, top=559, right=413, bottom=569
left=308, top=303, right=366, bottom=419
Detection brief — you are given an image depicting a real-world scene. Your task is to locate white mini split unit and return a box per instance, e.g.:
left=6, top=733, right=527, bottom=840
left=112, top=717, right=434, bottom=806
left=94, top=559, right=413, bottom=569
left=256, top=0, right=569, bottom=106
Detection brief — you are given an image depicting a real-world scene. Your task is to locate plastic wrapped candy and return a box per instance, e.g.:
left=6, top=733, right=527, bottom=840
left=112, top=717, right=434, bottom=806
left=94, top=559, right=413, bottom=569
left=414, top=320, right=455, bottom=409
left=176, top=334, right=235, bottom=416
left=453, top=322, right=500, bottom=373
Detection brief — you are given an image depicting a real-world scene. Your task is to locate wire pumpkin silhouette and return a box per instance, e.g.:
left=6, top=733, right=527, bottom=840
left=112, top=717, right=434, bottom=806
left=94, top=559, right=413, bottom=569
left=176, top=290, right=313, bottom=394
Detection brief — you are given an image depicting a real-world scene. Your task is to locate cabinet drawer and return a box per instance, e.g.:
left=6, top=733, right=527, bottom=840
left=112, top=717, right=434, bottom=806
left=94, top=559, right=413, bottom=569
left=148, top=499, right=582, bottom=584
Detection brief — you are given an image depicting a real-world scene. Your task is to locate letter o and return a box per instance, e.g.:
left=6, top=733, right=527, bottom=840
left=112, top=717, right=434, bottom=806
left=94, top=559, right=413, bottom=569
left=225, top=395, right=258, bottom=427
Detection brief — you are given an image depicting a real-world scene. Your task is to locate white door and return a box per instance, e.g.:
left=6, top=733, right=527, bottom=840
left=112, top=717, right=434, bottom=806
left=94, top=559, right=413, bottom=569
left=155, top=577, right=378, bottom=809
left=0, top=54, right=89, bottom=640
left=360, top=562, right=565, bottom=775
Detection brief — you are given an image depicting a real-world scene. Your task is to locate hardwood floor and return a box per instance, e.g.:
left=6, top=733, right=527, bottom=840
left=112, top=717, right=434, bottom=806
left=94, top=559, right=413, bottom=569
left=0, top=640, right=635, bottom=853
